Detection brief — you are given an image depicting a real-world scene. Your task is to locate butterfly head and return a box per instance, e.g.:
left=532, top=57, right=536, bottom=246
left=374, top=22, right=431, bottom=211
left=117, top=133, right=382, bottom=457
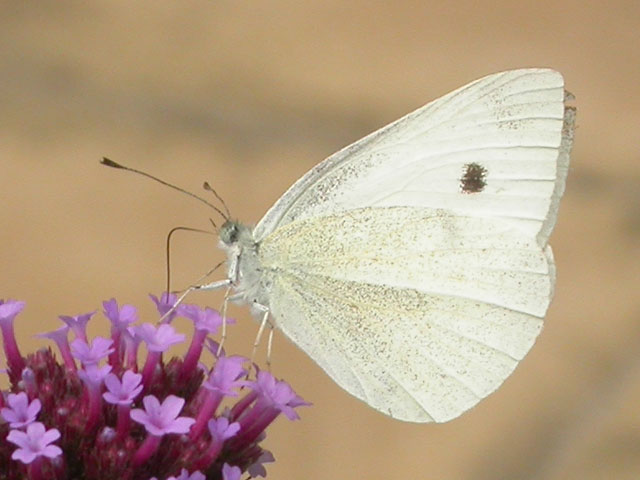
left=219, top=220, right=255, bottom=248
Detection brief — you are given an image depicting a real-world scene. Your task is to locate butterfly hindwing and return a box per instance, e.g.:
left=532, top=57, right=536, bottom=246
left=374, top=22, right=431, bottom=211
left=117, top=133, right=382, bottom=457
left=260, top=208, right=552, bottom=422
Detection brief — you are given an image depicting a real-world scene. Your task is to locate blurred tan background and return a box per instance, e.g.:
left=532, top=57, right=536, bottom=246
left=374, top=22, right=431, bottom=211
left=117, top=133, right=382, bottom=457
left=1, top=1, right=639, bottom=479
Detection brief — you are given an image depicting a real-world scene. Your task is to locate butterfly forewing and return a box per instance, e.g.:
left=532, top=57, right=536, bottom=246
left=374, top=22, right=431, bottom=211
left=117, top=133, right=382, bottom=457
left=254, top=69, right=573, bottom=245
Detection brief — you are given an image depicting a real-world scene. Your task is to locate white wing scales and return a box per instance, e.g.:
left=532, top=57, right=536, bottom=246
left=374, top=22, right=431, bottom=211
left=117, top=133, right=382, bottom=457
left=246, top=68, right=575, bottom=422
left=259, top=208, right=550, bottom=421
left=254, top=69, right=573, bottom=245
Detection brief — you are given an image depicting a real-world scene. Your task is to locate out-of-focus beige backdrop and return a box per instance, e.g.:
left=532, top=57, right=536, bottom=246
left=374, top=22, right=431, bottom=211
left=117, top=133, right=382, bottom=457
left=1, top=1, right=639, bottom=479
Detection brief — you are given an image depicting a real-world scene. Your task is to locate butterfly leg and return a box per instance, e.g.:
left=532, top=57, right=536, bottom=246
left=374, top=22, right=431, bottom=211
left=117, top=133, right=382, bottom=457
left=250, top=303, right=273, bottom=369
left=216, top=284, right=233, bottom=356
left=185, top=278, right=235, bottom=355
left=195, top=278, right=233, bottom=291
left=190, top=252, right=237, bottom=292
left=266, top=322, right=275, bottom=371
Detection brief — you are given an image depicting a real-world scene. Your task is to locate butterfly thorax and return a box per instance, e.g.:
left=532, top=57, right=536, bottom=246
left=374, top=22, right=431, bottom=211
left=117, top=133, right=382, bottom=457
left=218, top=219, right=268, bottom=308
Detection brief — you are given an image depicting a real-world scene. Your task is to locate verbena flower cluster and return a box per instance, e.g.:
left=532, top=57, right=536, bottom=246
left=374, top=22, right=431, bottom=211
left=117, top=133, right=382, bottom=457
left=0, top=294, right=308, bottom=480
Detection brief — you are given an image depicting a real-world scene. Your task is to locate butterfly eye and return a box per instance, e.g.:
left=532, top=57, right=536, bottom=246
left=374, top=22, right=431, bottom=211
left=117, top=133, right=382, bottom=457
left=220, top=221, right=240, bottom=245
left=229, top=225, right=239, bottom=242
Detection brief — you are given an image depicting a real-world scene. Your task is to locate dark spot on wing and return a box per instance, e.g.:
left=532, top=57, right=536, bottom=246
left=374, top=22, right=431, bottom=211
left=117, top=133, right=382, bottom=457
left=460, top=163, right=488, bottom=194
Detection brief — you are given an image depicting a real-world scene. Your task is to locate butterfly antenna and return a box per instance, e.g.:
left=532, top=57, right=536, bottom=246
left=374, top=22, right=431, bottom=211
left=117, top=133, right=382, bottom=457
left=203, top=181, right=231, bottom=219
left=101, top=157, right=229, bottom=222
left=165, top=225, right=214, bottom=295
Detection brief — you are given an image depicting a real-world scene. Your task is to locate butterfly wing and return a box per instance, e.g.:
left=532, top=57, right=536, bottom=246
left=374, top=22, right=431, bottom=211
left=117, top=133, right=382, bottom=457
left=253, top=68, right=575, bottom=422
left=254, top=68, right=574, bottom=246
left=259, top=208, right=554, bottom=422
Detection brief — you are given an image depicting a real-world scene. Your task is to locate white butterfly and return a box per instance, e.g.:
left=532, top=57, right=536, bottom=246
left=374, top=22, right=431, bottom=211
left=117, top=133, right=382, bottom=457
left=216, top=68, right=575, bottom=423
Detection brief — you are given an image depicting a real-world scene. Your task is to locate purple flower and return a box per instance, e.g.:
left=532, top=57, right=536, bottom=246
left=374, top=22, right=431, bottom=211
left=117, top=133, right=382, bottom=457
left=0, top=296, right=306, bottom=478
left=77, top=364, right=112, bottom=388
left=193, top=417, right=241, bottom=469
left=0, top=300, right=25, bottom=318
left=130, top=395, right=196, bottom=467
left=0, top=299, right=26, bottom=377
left=102, top=370, right=143, bottom=405
left=6, top=422, right=62, bottom=464
left=70, top=336, right=114, bottom=365
left=229, top=371, right=309, bottom=448
left=130, top=395, right=195, bottom=436
left=247, top=450, right=275, bottom=478
left=135, top=323, right=186, bottom=388
left=103, top=298, right=138, bottom=330
left=58, top=311, right=94, bottom=342
left=103, top=299, right=138, bottom=370
left=36, top=326, right=75, bottom=370
left=208, top=416, right=240, bottom=443
left=179, top=305, right=234, bottom=380
left=165, top=468, right=206, bottom=480
left=181, top=304, right=227, bottom=334
left=1, top=392, right=41, bottom=428
left=102, top=370, right=143, bottom=439
left=222, top=463, right=241, bottom=480
left=189, top=356, right=247, bottom=440
left=135, top=323, right=185, bottom=353
left=202, top=355, right=247, bottom=397
left=78, top=364, right=112, bottom=433
left=149, top=292, right=181, bottom=323
left=250, top=370, right=309, bottom=420
left=122, top=326, right=141, bottom=369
